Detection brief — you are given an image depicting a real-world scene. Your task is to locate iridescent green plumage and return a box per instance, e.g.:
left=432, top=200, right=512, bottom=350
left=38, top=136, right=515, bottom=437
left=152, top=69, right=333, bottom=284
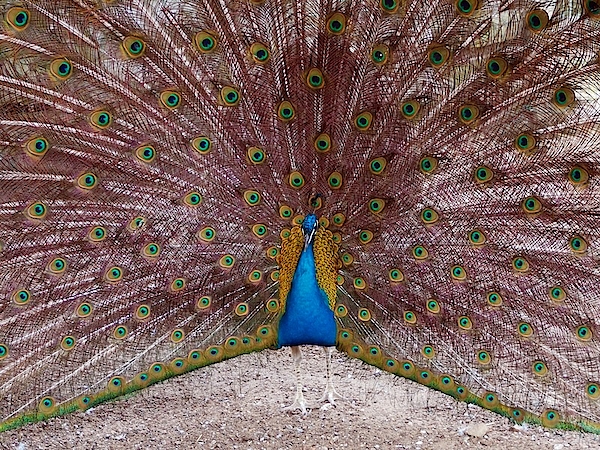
left=2, top=0, right=600, bottom=435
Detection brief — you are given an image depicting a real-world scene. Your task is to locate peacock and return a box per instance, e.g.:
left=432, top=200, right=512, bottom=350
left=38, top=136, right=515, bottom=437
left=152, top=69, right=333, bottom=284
left=1, top=0, right=600, bottom=435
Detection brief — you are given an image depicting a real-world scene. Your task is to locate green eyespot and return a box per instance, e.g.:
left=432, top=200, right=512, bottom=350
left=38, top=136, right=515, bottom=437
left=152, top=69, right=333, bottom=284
left=483, top=392, right=499, bottom=408
left=192, top=137, right=212, bottom=155
left=412, top=245, right=428, bottom=260
left=314, top=133, right=332, bottom=153
left=135, top=145, right=157, bottom=163
left=26, top=137, right=50, bottom=157
left=13, top=289, right=31, bottom=305
left=388, top=268, right=404, bottom=282
left=332, top=212, right=345, bottom=226
left=219, top=254, right=235, bottom=269
left=549, top=286, right=566, bottom=302
left=358, top=308, right=372, bottom=321
left=247, top=147, right=266, bottom=165
left=542, top=409, right=560, bottom=427
left=380, top=0, right=399, bottom=13
left=251, top=224, right=267, bottom=238
left=512, top=256, right=530, bottom=273
left=197, top=296, right=211, bottom=310
left=184, top=191, right=202, bottom=206
left=474, top=166, right=493, bottom=183
left=369, top=157, right=387, bottom=174
left=521, top=196, right=542, bottom=214
left=422, top=345, right=435, bottom=358
left=458, top=315, right=473, bottom=330
left=358, top=230, right=374, bottom=244
left=515, top=133, right=536, bottom=153
left=142, top=243, right=160, bottom=258
left=587, top=383, right=600, bottom=400
left=428, top=45, right=449, bottom=67
left=128, top=216, right=147, bottom=231
left=368, top=198, right=385, bottom=214
left=279, top=205, right=293, bottom=219
left=456, top=0, right=479, bottom=16
left=353, top=277, right=367, bottom=290
left=401, top=100, right=420, bottom=120
left=108, top=376, right=125, bottom=393
left=486, top=291, right=503, bottom=306
left=288, top=171, right=305, bottom=189
left=105, top=266, right=123, bottom=282
left=248, top=270, right=263, bottom=283
left=576, top=325, right=593, bottom=342
left=334, top=305, right=348, bottom=319
left=114, top=325, right=128, bottom=339
left=327, top=13, right=346, bottom=34
left=39, top=397, right=56, bottom=414
left=171, top=278, right=186, bottom=291
left=526, top=9, right=549, bottom=31
left=518, top=322, right=533, bottom=337
left=266, top=299, right=280, bottom=312
left=420, top=208, right=439, bottom=224
left=195, top=31, right=218, bottom=53
left=533, top=361, right=548, bottom=376
left=48, top=257, right=67, bottom=275
left=477, top=350, right=491, bottom=365
left=306, top=68, right=325, bottom=89
left=569, top=165, right=589, bottom=186
left=553, top=87, right=575, bottom=108
left=135, top=304, right=151, bottom=320
left=76, top=302, right=93, bottom=318
left=77, top=172, right=98, bottom=190
left=486, top=57, right=508, bottom=79
left=90, top=110, right=112, bottom=130
left=458, top=104, right=479, bottom=124
left=451, top=265, right=467, bottom=281
left=327, top=172, right=343, bottom=189
left=49, top=58, right=73, bottom=81
left=371, top=44, right=389, bottom=65
left=60, top=336, right=76, bottom=351
left=419, top=156, right=438, bottom=174
left=426, top=299, right=440, bottom=314
left=6, top=7, right=30, bottom=31
left=171, top=329, right=185, bottom=343
left=250, top=42, right=270, bottom=63
left=469, top=229, right=486, bottom=246
left=235, top=302, right=249, bottom=317
left=221, top=86, right=240, bottom=106
left=122, top=36, right=146, bottom=58
left=403, top=311, right=417, bottom=324
left=278, top=101, right=295, bottom=121
left=25, top=201, right=47, bottom=220
left=355, top=111, right=373, bottom=130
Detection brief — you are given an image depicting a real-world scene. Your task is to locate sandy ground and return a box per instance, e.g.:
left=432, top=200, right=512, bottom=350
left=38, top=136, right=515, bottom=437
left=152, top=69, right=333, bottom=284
left=2, top=347, right=600, bottom=449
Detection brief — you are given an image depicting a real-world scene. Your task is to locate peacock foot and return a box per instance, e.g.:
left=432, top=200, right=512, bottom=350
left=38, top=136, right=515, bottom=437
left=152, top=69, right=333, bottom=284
left=317, top=384, right=345, bottom=406
left=283, top=391, right=309, bottom=414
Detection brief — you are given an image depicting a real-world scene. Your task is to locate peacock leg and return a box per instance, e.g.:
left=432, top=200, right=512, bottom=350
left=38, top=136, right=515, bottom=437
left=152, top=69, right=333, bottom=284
left=317, top=347, right=345, bottom=405
left=283, top=345, right=308, bottom=413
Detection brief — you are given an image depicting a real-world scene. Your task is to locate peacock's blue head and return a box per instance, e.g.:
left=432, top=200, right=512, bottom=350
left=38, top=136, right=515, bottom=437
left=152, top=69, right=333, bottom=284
left=302, top=213, right=318, bottom=248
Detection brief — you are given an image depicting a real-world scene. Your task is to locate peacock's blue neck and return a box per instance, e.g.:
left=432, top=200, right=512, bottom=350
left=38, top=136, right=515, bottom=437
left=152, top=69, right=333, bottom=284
left=277, top=241, right=337, bottom=347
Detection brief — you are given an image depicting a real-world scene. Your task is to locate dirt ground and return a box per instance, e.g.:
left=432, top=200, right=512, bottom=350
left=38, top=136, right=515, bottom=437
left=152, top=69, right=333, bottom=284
left=1, top=346, right=600, bottom=449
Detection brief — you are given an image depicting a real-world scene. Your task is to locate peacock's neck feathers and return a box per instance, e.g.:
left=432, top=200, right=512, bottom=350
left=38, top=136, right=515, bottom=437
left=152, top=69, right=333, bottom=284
left=276, top=215, right=339, bottom=347
left=2, top=0, right=600, bottom=435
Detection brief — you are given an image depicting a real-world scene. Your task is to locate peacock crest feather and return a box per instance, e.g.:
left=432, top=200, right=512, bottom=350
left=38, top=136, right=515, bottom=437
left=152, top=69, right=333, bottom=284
left=1, top=0, right=600, bottom=434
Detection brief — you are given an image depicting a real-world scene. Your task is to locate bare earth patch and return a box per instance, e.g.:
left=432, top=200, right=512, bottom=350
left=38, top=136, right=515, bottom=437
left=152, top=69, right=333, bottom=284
left=2, top=347, right=600, bottom=449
